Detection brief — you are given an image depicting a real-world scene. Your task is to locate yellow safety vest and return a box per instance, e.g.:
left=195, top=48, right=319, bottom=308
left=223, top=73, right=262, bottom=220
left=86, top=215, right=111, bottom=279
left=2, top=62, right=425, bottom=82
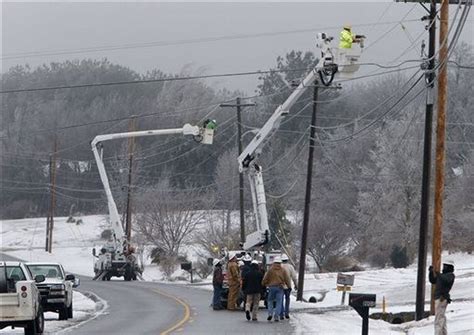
left=340, top=29, right=354, bottom=49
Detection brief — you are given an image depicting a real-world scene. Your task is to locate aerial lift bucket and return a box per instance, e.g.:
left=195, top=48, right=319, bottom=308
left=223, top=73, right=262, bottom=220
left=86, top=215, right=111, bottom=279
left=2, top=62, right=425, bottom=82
left=335, top=46, right=362, bottom=79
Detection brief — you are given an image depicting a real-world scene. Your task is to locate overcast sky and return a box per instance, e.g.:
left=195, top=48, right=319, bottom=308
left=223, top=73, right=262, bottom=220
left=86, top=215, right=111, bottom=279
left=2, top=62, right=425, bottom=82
left=2, top=1, right=473, bottom=93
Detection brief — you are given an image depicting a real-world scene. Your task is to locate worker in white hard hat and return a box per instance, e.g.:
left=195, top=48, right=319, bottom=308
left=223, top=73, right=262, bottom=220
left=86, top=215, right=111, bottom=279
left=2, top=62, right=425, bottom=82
left=212, top=259, right=224, bottom=310
left=261, top=256, right=291, bottom=322
left=227, top=253, right=241, bottom=311
left=429, top=259, right=455, bottom=335
left=280, top=254, right=298, bottom=319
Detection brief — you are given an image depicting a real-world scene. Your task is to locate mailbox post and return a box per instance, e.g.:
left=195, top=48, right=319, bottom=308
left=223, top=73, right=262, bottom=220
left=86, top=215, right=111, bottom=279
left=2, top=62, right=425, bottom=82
left=349, top=293, right=376, bottom=335
left=181, top=262, right=193, bottom=283
left=337, top=273, right=355, bottom=305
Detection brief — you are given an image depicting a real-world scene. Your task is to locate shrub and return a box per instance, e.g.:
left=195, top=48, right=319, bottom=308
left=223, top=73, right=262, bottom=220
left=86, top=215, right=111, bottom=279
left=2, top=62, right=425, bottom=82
left=390, top=245, right=410, bottom=268
left=150, top=247, right=165, bottom=265
left=159, top=256, right=178, bottom=279
left=100, top=229, right=113, bottom=240
left=368, top=251, right=390, bottom=268
left=324, top=256, right=363, bottom=272
left=194, top=259, right=213, bottom=279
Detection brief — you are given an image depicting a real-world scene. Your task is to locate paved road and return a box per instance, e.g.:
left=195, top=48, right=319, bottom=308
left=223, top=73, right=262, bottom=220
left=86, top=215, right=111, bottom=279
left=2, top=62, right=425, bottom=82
left=75, top=280, right=294, bottom=334
left=1, top=254, right=294, bottom=334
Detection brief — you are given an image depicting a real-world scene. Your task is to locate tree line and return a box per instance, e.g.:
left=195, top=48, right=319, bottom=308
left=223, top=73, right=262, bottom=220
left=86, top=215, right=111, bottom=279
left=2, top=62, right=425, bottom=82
left=1, top=43, right=473, bottom=270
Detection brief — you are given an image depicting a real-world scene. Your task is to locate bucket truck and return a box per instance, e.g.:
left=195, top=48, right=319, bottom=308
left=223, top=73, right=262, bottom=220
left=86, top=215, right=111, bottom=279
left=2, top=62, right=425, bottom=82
left=91, top=122, right=215, bottom=281
left=239, top=33, right=366, bottom=250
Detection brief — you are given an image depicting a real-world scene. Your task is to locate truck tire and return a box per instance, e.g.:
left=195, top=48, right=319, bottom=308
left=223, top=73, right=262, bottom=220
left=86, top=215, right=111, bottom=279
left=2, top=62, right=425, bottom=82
left=124, top=264, right=132, bottom=281
left=67, top=300, right=73, bottom=319
left=25, top=306, right=44, bottom=335
left=58, top=305, right=68, bottom=320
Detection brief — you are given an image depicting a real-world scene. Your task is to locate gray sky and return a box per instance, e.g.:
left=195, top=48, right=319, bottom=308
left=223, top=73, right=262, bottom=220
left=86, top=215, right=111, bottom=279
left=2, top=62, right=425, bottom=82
left=2, top=1, right=473, bottom=93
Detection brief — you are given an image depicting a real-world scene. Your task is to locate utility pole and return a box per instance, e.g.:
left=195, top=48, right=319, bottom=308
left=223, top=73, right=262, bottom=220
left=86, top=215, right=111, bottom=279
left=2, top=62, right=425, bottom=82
left=432, top=0, right=449, bottom=315
left=125, top=117, right=136, bottom=242
left=220, top=98, right=256, bottom=245
left=46, top=137, right=58, bottom=253
left=297, top=81, right=319, bottom=302
left=416, top=0, right=437, bottom=321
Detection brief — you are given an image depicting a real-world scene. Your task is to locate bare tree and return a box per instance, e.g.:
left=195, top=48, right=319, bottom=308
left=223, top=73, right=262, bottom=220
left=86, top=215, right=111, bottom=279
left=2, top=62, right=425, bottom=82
left=214, top=148, right=239, bottom=235
left=194, top=213, right=241, bottom=258
left=134, top=178, right=208, bottom=260
left=355, top=108, right=424, bottom=263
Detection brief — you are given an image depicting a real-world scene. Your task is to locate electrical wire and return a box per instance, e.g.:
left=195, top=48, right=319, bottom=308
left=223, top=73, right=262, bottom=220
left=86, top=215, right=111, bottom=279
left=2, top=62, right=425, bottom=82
left=1, top=19, right=423, bottom=60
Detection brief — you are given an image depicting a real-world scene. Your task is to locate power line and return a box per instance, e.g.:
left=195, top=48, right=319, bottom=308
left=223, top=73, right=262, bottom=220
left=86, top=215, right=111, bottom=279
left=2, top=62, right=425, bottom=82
left=1, top=19, right=423, bottom=61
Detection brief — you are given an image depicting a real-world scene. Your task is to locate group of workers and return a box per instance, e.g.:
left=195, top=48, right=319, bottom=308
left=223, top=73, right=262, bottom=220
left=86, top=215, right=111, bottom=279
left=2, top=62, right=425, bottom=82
left=212, top=252, right=298, bottom=322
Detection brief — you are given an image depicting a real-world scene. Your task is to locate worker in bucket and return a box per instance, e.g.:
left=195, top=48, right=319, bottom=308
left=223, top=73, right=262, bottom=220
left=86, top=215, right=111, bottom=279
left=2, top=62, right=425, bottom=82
left=429, top=259, right=455, bottom=335
left=280, top=254, right=298, bottom=320
left=212, top=259, right=224, bottom=310
left=227, top=252, right=241, bottom=311
left=339, top=24, right=364, bottom=49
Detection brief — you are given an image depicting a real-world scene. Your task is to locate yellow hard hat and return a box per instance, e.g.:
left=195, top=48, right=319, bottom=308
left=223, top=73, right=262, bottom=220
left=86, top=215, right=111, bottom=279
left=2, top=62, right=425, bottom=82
left=343, top=23, right=352, bottom=30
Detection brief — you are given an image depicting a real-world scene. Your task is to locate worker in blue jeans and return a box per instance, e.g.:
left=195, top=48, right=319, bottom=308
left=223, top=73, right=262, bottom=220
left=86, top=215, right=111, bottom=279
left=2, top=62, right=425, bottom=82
left=280, top=254, right=298, bottom=319
left=261, top=256, right=291, bottom=322
left=212, top=259, right=224, bottom=310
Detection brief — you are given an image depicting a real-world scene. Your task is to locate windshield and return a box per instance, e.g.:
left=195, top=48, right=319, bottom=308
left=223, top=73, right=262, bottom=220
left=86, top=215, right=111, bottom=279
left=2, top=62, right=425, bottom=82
left=3, top=266, right=27, bottom=281
left=27, top=264, right=63, bottom=279
left=0, top=266, right=27, bottom=293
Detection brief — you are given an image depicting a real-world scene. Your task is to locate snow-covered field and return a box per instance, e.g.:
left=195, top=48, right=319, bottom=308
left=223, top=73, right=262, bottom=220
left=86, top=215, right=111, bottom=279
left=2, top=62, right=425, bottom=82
left=1, top=215, right=473, bottom=334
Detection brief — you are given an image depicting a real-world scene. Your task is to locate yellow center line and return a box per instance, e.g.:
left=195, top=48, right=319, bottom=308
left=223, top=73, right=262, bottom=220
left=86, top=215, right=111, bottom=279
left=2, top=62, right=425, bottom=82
left=152, top=288, right=191, bottom=335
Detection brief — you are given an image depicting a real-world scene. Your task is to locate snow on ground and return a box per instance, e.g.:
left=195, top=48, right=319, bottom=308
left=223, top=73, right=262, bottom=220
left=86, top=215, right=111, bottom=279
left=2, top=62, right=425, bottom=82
left=0, top=291, right=100, bottom=334
left=1, top=215, right=474, bottom=334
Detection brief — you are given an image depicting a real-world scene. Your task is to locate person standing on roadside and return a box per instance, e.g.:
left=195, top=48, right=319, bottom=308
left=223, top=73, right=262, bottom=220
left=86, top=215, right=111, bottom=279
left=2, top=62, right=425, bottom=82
left=429, top=260, right=455, bottom=335
left=262, top=256, right=291, bottom=322
left=227, top=253, right=241, bottom=311
left=280, top=254, right=298, bottom=319
left=242, top=260, right=264, bottom=321
left=212, top=259, right=224, bottom=310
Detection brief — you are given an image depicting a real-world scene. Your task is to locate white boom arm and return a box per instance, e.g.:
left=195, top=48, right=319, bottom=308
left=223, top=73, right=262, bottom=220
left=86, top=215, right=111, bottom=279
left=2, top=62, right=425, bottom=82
left=91, top=124, right=204, bottom=252
left=238, top=32, right=367, bottom=249
left=238, top=68, right=319, bottom=250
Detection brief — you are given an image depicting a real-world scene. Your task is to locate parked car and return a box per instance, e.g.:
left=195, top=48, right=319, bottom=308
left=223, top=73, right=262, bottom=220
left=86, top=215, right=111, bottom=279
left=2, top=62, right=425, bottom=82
left=25, top=262, right=79, bottom=321
left=0, top=261, right=45, bottom=335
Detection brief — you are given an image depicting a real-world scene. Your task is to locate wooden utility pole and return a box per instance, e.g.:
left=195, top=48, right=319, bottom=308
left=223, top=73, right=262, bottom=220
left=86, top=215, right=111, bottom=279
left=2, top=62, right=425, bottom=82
left=125, top=117, right=136, bottom=242
left=431, top=0, right=449, bottom=315
left=46, top=137, right=58, bottom=253
left=220, top=98, right=256, bottom=245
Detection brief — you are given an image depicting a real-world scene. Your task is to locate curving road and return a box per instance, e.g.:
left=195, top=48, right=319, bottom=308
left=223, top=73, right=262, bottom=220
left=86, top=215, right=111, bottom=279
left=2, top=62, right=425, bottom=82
left=75, top=279, right=295, bottom=334
left=2, top=254, right=294, bottom=334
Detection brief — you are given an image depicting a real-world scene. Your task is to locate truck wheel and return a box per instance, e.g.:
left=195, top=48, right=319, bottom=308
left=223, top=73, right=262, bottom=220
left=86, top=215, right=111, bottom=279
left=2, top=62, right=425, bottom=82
left=59, top=305, right=68, bottom=320
left=67, top=301, right=73, bottom=319
left=124, top=265, right=132, bottom=281
left=25, top=306, right=43, bottom=335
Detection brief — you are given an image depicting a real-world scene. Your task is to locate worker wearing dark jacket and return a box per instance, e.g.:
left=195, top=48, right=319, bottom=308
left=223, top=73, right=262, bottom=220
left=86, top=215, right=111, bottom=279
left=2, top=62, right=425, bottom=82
left=242, top=260, right=264, bottom=321
left=429, top=260, right=455, bottom=335
left=212, top=259, right=224, bottom=310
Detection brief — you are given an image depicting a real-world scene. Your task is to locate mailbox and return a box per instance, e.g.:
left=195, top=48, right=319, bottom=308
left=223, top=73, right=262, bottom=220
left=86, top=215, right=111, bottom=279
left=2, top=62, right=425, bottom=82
left=349, top=293, right=376, bottom=310
left=181, top=262, right=192, bottom=271
left=349, top=293, right=376, bottom=335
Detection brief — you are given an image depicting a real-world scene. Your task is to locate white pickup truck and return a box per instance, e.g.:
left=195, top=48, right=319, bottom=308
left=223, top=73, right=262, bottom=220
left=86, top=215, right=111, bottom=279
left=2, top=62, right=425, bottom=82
left=0, top=261, right=45, bottom=335
left=25, top=262, right=79, bottom=321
